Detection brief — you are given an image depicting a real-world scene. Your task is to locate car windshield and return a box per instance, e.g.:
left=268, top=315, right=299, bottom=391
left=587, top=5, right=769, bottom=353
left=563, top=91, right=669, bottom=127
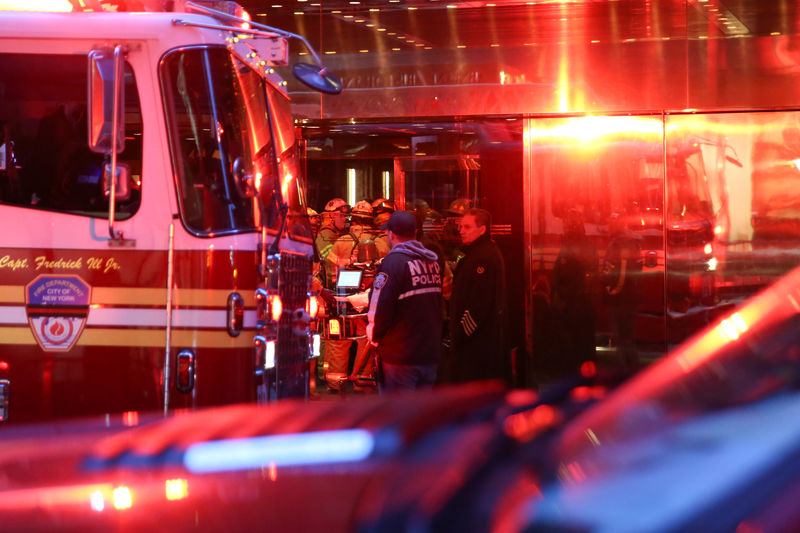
left=556, top=264, right=800, bottom=465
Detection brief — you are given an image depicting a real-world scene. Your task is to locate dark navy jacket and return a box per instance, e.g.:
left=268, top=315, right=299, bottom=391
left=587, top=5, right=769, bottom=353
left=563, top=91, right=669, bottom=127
left=367, top=240, right=442, bottom=366
left=449, top=232, right=507, bottom=382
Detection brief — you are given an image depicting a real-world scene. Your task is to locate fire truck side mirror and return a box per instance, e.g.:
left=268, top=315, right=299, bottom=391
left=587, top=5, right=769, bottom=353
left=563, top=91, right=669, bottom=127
left=103, top=161, right=132, bottom=202
left=232, top=156, right=255, bottom=198
left=292, top=63, right=343, bottom=95
left=88, top=48, right=125, bottom=155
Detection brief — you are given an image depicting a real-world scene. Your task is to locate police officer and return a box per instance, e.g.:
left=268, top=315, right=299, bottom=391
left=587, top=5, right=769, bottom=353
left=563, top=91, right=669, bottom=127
left=367, top=210, right=443, bottom=390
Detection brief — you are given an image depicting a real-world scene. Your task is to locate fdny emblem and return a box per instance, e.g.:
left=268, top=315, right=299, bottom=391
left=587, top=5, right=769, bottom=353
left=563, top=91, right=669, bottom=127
left=374, top=272, right=388, bottom=290
left=476, top=266, right=485, bottom=274
left=25, top=275, right=91, bottom=352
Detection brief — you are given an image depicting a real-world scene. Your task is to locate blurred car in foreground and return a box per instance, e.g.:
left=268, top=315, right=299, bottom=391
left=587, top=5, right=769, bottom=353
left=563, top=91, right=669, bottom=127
left=520, top=263, right=800, bottom=533
left=3, top=266, right=800, bottom=532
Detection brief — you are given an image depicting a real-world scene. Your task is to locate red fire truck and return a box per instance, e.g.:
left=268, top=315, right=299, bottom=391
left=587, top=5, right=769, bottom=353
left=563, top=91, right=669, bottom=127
left=0, top=0, right=340, bottom=424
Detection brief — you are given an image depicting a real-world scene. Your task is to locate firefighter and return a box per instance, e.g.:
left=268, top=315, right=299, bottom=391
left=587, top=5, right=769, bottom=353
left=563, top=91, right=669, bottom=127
left=372, top=198, right=394, bottom=253
left=312, top=198, right=350, bottom=390
left=324, top=200, right=389, bottom=391
left=307, top=206, right=321, bottom=239
left=315, top=198, right=350, bottom=289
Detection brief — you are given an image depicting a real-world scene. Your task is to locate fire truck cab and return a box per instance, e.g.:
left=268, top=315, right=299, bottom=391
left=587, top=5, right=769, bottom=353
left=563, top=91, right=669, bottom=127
left=0, top=0, right=337, bottom=424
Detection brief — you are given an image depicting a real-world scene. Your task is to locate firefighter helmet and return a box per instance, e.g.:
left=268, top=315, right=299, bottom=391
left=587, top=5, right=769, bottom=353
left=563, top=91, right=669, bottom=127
left=446, top=198, right=472, bottom=216
left=352, top=200, right=373, bottom=220
left=372, top=198, right=395, bottom=215
left=324, top=197, right=350, bottom=214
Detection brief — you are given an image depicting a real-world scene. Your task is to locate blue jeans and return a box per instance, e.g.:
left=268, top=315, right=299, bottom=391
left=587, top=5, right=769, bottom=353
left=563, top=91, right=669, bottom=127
left=381, top=363, right=438, bottom=392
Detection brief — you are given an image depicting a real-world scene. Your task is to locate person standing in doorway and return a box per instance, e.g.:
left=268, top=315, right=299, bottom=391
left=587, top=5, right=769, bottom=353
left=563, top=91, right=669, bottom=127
left=450, top=208, right=508, bottom=383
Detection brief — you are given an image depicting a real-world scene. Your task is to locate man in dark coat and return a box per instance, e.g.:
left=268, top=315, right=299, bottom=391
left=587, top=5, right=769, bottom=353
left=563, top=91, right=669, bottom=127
left=449, top=208, right=507, bottom=383
left=367, top=210, right=443, bottom=391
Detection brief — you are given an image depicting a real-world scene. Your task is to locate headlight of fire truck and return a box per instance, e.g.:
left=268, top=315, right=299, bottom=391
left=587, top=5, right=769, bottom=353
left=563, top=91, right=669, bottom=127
left=255, top=287, right=282, bottom=330
left=254, top=287, right=279, bottom=371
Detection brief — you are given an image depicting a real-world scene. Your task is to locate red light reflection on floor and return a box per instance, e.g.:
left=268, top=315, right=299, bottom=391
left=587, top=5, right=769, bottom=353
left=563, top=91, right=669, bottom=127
left=122, top=411, right=139, bottom=427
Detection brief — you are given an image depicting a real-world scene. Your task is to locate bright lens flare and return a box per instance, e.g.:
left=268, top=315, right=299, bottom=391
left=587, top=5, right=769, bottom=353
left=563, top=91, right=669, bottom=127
left=112, top=487, right=132, bottom=510
left=280, top=173, right=293, bottom=198
left=165, top=479, right=188, bottom=501
left=0, top=0, right=72, bottom=10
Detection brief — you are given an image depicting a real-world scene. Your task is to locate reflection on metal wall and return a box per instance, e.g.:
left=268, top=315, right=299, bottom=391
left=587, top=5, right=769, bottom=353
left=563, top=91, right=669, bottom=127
left=523, top=116, right=667, bottom=379
left=524, top=110, right=800, bottom=381
left=290, top=35, right=800, bottom=119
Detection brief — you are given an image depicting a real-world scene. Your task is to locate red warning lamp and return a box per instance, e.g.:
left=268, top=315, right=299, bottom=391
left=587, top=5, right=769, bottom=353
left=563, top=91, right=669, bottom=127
left=269, top=294, right=283, bottom=322
left=306, top=295, right=319, bottom=319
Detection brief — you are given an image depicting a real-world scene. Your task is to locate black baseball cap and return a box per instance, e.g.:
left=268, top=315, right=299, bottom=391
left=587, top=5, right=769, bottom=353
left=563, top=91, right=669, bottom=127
left=380, top=210, right=416, bottom=238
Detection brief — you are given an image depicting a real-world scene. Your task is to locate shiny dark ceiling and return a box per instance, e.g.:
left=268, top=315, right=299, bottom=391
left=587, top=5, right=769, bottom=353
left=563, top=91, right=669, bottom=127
left=242, top=0, right=800, bottom=56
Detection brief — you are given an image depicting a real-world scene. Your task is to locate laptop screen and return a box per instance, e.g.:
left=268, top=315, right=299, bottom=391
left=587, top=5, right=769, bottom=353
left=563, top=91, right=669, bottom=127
left=336, top=270, right=363, bottom=289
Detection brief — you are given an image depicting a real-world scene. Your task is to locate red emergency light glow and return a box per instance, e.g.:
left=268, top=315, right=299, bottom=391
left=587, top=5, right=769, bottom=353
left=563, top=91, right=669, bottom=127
left=580, top=361, right=597, bottom=378
left=112, top=486, right=132, bottom=510
left=280, top=173, right=293, bottom=199
left=269, top=294, right=283, bottom=322
left=165, top=479, right=188, bottom=501
left=306, top=295, right=319, bottom=319
left=122, top=411, right=139, bottom=427
left=240, top=8, right=251, bottom=29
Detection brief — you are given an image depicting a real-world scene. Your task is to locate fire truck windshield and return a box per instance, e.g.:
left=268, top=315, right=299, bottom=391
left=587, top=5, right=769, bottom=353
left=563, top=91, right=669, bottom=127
left=162, top=46, right=279, bottom=236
